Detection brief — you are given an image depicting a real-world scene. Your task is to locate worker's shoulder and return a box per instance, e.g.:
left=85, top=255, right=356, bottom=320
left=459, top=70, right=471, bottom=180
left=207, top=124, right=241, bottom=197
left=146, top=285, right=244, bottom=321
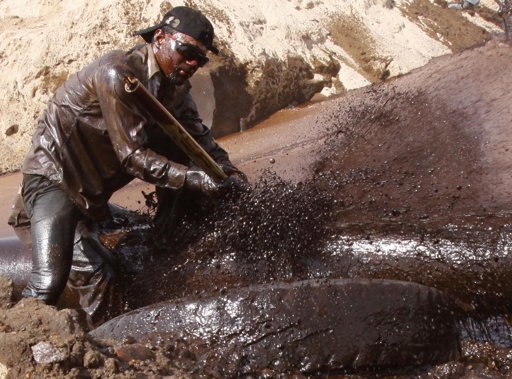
left=95, top=49, right=136, bottom=77
left=68, top=49, right=137, bottom=98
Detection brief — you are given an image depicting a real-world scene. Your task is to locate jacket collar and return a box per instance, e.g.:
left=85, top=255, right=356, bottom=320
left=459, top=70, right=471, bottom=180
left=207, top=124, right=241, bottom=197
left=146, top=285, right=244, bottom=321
left=146, top=44, right=161, bottom=80
left=130, top=44, right=166, bottom=99
left=129, top=44, right=161, bottom=81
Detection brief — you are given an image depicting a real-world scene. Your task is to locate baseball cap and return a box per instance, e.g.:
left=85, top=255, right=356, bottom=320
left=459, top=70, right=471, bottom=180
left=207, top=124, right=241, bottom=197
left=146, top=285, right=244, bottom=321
left=133, top=6, right=219, bottom=54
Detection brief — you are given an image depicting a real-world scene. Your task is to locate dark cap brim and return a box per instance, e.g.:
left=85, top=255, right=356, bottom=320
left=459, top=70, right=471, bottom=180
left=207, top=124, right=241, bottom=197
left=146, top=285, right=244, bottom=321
left=132, top=24, right=165, bottom=43
left=133, top=25, right=219, bottom=54
left=208, top=44, right=219, bottom=55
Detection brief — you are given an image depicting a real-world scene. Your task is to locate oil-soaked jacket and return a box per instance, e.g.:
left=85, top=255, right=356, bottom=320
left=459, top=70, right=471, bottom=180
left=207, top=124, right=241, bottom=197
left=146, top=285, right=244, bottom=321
left=22, top=44, right=234, bottom=221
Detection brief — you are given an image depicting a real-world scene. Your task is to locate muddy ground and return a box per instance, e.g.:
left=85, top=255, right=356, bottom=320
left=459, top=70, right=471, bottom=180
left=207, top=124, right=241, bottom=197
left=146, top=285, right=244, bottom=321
left=1, top=37, right=512, bottom=378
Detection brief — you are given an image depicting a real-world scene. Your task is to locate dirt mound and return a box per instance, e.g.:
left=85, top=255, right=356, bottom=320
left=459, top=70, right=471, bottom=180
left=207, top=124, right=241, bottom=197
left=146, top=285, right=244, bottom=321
left=0, top=293, right=192, bottom=378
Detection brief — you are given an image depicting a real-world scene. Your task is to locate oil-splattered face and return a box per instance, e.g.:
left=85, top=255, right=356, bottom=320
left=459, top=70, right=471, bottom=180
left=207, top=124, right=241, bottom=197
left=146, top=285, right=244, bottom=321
left=152, top=29, right=209, bottom=85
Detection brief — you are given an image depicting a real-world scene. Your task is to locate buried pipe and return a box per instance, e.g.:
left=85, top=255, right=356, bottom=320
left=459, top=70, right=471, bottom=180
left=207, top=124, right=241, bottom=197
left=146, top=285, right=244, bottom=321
left=0, top=238, right=462, bottom=373
left=90, top=278, right=460, bottom=376
left=0, top=237, right=31, bottom=298
left=10, top=229, right=512, bottom=374
left=6, top=228, right=509, bottom=374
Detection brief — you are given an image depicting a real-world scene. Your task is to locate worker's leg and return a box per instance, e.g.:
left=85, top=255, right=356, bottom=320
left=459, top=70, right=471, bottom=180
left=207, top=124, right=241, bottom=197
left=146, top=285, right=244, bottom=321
left=21, top=175, right=81, bottom=305
left=67, top=220, right=114, bottom=318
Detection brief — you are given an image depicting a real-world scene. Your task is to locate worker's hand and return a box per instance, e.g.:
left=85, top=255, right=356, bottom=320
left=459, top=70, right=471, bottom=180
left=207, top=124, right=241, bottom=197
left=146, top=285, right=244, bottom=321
left=184, top=170, right=219, bottom=195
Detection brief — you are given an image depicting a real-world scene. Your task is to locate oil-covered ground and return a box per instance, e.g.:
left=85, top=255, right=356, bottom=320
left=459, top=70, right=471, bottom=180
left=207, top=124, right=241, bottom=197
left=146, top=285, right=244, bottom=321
left=0, top=39, right=512, bottom=378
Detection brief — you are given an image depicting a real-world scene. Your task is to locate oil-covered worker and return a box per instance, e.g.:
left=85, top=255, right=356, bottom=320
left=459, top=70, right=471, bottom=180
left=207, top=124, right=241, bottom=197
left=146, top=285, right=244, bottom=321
left=8, top=7, right=245, bottom=313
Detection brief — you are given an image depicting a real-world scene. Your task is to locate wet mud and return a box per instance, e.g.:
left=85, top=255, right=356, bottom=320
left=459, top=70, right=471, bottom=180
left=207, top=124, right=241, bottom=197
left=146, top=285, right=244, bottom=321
left=0, top=41, right=511, bottom=377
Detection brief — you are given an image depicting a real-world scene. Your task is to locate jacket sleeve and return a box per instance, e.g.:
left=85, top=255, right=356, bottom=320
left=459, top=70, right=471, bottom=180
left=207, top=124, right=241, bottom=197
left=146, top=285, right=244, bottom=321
left=172, top=88, right=242, bottom=175
left=95, top=66, right=187, bottom=189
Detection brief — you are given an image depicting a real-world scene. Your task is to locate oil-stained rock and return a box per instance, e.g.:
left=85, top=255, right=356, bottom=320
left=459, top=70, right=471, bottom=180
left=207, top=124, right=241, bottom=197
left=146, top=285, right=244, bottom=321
left=31, top=341, right=68, bottom=364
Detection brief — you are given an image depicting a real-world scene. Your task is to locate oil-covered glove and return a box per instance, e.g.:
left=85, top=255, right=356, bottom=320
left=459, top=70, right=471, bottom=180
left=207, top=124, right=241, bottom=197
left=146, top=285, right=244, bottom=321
left=219, top=164, right=249, bottom=192
left=184, top=170, right=219, bottom=195
left=220, top=173, right=249, bottom=193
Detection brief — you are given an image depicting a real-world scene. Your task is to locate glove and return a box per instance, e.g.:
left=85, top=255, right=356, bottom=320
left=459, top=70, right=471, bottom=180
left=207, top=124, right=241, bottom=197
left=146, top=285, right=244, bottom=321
left=220, top=173, right=250, bottom=193
left=218, top=164, right=250, bottom=193
left=184, top=170, right=219, bottom=195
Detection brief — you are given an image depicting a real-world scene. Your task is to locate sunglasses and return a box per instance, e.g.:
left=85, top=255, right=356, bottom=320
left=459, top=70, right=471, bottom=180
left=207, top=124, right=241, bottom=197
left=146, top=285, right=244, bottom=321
left=172, top=38, right=209, bottom=67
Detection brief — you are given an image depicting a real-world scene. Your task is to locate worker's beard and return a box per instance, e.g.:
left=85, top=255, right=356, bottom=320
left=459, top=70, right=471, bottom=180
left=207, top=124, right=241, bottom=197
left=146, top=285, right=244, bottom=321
left=168, top=65, right=194, bottom=85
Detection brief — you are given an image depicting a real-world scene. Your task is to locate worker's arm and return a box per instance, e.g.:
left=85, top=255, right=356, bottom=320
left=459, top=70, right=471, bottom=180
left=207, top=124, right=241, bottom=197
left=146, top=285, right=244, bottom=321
left=95, top=66, right=189, bottom=189
left=171, top=88, right=247, bottom=182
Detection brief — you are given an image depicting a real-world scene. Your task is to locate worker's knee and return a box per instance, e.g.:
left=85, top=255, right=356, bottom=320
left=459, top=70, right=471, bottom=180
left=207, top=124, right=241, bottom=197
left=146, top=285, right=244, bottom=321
left=22, top=270, right=69, bottom=305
